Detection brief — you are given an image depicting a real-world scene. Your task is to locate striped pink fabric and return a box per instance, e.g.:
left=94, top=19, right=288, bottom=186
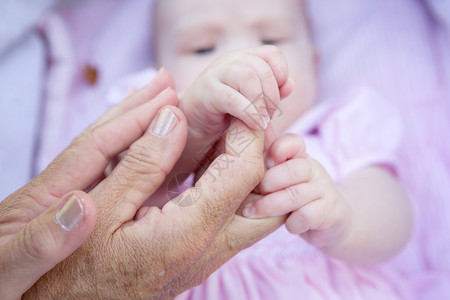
left=307, top=1, right=450, bottom=298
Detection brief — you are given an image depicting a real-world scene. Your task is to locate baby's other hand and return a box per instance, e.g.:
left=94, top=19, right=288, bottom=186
left=180, top=45, right=293, bottom=139
left=243, top=134, right=352, bottom=249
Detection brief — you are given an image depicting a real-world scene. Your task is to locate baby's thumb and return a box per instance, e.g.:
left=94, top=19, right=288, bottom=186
left=0, top=192, right=96, bottom=300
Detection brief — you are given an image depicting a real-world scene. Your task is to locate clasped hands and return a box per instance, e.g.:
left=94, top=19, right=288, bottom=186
left=0, top=70, right=284, bottom=299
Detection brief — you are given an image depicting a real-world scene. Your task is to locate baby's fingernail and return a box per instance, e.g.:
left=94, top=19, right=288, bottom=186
left=260, top=115, right=270, bottom=130
left=56, top=194, right=85, bottom=231
left=243, top=204, right=256, bottom=218
left=149, top=108, right=178, bottom=137
left=265, top=158, right=275, bottom=169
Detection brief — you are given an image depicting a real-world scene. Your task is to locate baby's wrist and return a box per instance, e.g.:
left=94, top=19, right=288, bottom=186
left=315, top=195, right=356, bottom=256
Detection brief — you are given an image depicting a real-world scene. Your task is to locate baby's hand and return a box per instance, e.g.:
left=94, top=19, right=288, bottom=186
left=180, top=45, right=292, bottom=139
left=243, top=134, right=352, bottom=249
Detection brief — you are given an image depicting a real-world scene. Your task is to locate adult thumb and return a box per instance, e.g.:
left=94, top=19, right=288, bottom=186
left=0, top=191, right=96, bottom=300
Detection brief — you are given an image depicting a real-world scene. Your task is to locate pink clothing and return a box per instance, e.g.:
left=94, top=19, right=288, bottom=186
left=175, top=87, right=407, bottom=300
left=308, top=1, right=450, bottom=298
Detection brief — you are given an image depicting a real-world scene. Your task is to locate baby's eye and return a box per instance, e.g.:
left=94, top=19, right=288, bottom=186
left=261, top=39, right=279, bottom=46
left=193, top=47, right=215, bottom=55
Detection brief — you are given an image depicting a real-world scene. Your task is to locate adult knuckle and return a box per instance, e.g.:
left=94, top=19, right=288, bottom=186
left=198, top=192, right=229, bottom=226
left=241, top=155, right=265, bottom=187
left=122, top=142, right=164, bottom=178
left=70, top=127, right=94, bottom=151
left=71, top=127, right=114, bottom=163
left=22, top=220, right=56, bottom=261
left=223, top=229, right=242, bottom=254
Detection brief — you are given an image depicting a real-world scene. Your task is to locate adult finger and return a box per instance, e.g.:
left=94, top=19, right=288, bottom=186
left=92, top=104, right=188, bottom=224
left=23, top=87, right=179, bottom=216
left=0, top=191, right=96, bottom=300
left=92, top=68, right=175, bottom=127
left=162, top=119, right=265, bottom=238
left=167, top=194, right=285, bottom=296
left=178, top=214, right=286, bottom=296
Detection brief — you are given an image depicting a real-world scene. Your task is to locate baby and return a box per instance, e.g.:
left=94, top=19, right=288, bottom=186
left=151, top=0, right=413, bottom=297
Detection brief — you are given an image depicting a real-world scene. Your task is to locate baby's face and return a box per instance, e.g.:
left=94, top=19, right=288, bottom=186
left=154, top=0, right=317, bottom=133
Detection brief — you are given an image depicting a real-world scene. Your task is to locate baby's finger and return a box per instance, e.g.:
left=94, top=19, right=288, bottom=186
left=257, top=158, right=313, bottom=195
left=211, top=84, right=268, bottom=131
left=285, top=200, right=328, bottom=235
left=267, top=134, right=307, bottom=167
left=220, top=62, right=269, bottom=130
left=238, top=54, right=281, bottom=120
left=243, top=181, right=321, bottom=218
left=252, top=45, right=289, bottom=90
left=279, top=78, right=295, bottom=99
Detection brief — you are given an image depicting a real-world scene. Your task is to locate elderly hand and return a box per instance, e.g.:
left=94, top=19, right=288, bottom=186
left=0, top=70, right=178, bottom=299
left=0, top=69, right=283, bottom=299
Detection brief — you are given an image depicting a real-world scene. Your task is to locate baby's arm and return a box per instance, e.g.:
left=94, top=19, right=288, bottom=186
left=327, top=165, right=412, bottom=263
left=244, top=134, right=413, bottom=264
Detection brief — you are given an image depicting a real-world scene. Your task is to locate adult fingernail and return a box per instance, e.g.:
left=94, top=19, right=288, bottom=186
left=243, top=204, right=256, bottom=218
left=149, top=108, right=178, bottom=137
left=56, top=195, right=85, bottom=231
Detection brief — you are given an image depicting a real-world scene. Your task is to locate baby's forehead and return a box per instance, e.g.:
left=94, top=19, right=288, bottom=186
left=154, top=0, right=304, bottom=28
